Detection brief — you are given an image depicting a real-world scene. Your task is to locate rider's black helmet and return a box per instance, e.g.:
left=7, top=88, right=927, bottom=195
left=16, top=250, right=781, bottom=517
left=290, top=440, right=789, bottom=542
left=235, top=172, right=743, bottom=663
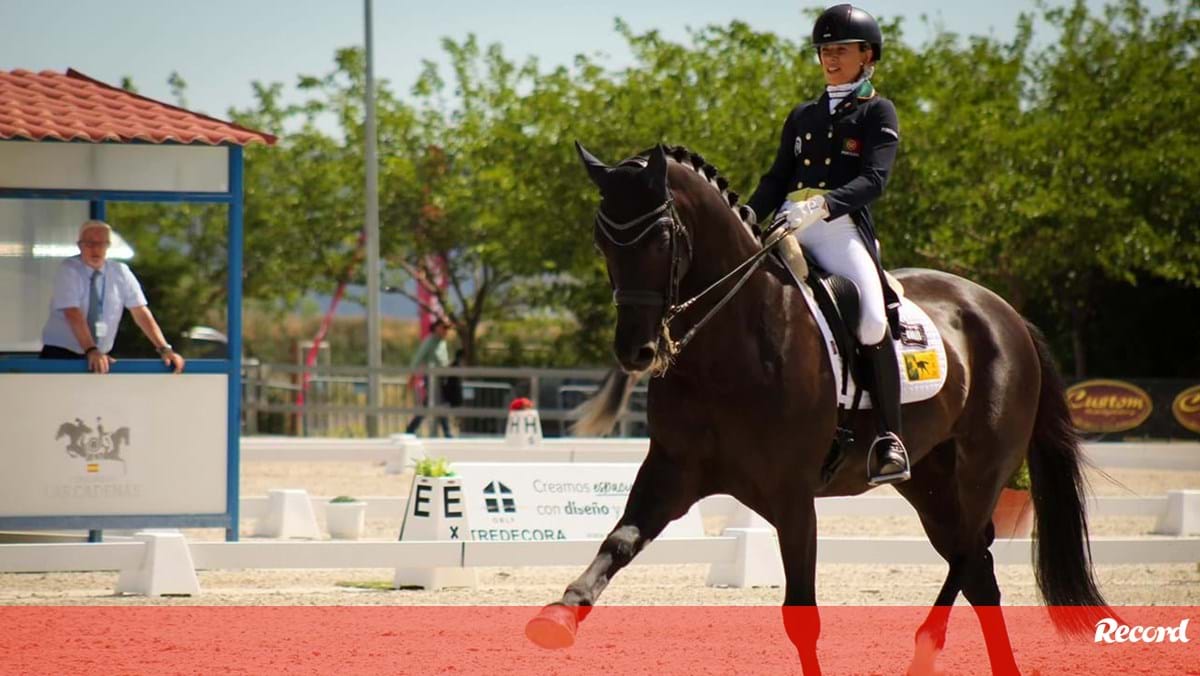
left=811, top=4, right=884, bottom=62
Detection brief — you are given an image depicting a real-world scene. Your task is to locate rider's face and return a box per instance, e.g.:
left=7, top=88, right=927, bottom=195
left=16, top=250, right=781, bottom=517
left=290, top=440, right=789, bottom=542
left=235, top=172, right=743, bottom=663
left=819, top=43, right=871, bottom=86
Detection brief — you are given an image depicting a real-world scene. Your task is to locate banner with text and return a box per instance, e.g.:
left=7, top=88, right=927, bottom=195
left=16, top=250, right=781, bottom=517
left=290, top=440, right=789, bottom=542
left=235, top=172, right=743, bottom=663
left=454, top=462, right=704, bottom=541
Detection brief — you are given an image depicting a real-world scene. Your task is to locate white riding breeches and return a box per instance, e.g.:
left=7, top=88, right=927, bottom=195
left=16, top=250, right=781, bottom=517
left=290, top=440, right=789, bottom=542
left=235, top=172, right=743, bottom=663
left=792, top=211, right=889, bottom=346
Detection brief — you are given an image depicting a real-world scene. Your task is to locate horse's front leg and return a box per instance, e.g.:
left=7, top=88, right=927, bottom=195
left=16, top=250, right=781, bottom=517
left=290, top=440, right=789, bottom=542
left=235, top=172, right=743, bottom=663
left=777, top=493, right=823, bottom=675
left=525, top=441, right=698, bottom=649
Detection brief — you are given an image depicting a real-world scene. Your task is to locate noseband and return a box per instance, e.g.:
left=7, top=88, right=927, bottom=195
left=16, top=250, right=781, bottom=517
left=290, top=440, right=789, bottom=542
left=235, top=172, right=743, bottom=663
left=596, top=191, right=791, bottom=375
left=595, top=198, right=692, bottom=311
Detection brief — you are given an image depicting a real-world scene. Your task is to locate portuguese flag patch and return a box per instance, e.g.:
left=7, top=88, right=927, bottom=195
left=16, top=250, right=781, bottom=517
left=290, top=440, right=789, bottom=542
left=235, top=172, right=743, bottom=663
left=843, top=138, right=862, bottom=155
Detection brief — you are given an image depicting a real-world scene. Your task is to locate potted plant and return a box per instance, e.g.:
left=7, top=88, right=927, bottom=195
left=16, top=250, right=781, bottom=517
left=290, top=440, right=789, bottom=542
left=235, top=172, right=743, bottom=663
left=992, top=461, right=1034, bottom=538
left=326, top=495, right=367, bottom=540
left=413, top=457, right=455, bottom=478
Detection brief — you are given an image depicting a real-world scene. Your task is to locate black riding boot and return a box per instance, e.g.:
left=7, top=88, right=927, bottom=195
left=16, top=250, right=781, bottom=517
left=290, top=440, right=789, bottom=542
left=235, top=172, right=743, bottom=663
left=865, top=338, right=911, bottom=485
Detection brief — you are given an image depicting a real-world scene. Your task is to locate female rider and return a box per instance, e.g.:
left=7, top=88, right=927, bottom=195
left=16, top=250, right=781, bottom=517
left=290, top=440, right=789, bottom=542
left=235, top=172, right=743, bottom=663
left=746, top=4, right=908, bottom=485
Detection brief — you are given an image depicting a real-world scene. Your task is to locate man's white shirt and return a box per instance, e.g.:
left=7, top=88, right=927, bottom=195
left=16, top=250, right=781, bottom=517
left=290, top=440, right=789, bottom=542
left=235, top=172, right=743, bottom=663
left=42, top=255, right=148, bottom=354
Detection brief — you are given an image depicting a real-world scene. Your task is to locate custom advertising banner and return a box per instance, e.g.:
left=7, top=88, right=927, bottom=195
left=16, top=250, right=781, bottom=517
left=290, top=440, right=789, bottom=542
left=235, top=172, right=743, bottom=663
left=0, top=374, right=228, bottom=517
left=1173, top=384, right=1200, bottom=434
left=453, top=462, right=704, bottom=541
left=1066, top=379, right=1154, bottom=433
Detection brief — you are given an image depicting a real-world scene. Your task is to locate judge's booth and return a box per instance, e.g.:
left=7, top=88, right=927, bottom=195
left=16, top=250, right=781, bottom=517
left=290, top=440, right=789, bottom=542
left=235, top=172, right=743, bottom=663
left=0, top=69, right=275, bottom=541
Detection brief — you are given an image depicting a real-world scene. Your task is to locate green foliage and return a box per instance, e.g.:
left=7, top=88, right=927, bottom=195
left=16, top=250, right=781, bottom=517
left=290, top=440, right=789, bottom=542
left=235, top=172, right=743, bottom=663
left=1006, top=461, right=1032, bottom=491
left=120, top=0, right=1198, bottom=374
left=413, top=457, right=455, bottom=477
left=329, top=495, right=359, bottom=503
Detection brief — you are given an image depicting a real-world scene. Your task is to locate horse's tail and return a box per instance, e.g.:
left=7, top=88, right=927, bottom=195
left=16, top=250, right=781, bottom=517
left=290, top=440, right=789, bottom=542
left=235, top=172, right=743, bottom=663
left=570, top=368, right=637, bottom=437
left=1024, top=320, right=1112, bottom=634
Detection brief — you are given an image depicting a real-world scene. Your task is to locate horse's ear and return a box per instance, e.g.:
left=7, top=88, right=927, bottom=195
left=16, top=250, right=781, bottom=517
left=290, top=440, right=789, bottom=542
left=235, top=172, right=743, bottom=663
left=645, top=143, right=668, bottom=198
left=575, top=141, right=611, bottom=191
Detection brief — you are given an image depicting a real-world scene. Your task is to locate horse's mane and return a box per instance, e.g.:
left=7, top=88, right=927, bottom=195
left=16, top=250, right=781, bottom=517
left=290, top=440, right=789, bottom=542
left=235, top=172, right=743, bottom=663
left=624, top=145, right=758, bottom=230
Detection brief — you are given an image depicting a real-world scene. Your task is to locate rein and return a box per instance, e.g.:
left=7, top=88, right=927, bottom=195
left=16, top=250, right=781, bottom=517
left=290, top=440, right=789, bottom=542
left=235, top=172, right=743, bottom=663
left=597, top=196, right=798, bottom=375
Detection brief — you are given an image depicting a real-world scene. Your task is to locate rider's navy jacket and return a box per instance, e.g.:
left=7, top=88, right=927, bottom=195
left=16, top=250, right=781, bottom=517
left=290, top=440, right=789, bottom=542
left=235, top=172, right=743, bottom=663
left=747, top=80, right=899, bottom=250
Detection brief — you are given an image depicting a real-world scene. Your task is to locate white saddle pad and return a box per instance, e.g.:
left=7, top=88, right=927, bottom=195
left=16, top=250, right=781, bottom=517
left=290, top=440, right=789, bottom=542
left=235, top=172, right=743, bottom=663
left=796, top=281, right=949, bottom=410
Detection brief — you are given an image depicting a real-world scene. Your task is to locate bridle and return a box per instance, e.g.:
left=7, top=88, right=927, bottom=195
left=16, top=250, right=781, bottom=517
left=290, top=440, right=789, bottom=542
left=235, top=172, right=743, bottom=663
left=595, top=189, right=795, bottom=376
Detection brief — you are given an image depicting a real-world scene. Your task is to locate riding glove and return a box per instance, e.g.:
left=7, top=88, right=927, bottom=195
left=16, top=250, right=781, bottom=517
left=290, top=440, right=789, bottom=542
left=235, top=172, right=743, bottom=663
left=785, top=197, right=829, bottom=232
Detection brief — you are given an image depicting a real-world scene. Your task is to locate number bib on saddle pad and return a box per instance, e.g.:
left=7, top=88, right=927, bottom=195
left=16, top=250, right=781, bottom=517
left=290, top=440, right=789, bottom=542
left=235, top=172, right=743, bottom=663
left=796, top=283, right=949, bottom=410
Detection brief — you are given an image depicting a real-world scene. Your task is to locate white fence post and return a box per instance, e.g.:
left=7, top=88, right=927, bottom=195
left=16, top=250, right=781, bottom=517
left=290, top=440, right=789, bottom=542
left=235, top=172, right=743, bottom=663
left=1154, top=490, right=1200, bottom=536
left=705, top=528, right=784, bottom=588
left=256, top=489, right=321, bottom=539
left=386, top=433, right=424, bottom=475
left=115, top=531, right=200, bottom=596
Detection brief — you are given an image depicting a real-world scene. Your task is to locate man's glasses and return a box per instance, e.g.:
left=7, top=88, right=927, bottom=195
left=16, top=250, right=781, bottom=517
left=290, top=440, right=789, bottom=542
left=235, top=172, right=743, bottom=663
left=78, top=240, right=111, bottom=249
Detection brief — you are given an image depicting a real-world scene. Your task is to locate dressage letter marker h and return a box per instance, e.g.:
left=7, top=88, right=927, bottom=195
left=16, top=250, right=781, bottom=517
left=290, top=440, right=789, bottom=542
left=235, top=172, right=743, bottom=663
left=395, top=475, right=476, bottom=590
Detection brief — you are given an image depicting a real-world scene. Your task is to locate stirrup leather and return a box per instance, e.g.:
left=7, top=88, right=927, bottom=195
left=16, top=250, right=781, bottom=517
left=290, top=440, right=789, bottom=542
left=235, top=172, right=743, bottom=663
left=867, top=432, right=911, bottom=486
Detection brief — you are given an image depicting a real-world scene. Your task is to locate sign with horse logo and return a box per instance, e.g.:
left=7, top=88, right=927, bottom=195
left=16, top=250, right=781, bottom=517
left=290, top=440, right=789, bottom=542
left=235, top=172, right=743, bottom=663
left=56, top=417, right=130, bottom=476
left=0, top=373, right=227, bottom=518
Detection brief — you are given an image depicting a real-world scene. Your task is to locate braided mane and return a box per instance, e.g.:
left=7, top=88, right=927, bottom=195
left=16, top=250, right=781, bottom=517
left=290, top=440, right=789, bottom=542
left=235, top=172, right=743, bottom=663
left=661, top=145, right=757, bottom=227
left=619, top=144, right=755, bottom=227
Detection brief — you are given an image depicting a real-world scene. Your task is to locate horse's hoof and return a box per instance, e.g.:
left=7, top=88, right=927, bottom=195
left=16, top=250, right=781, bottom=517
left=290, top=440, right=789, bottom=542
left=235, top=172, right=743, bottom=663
left=525, top=604, right=578, bottom=649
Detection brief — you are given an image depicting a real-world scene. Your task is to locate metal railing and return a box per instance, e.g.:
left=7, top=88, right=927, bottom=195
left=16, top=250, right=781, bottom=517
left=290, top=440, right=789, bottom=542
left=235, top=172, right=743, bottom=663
left=241, top=363, right=647, bottom=438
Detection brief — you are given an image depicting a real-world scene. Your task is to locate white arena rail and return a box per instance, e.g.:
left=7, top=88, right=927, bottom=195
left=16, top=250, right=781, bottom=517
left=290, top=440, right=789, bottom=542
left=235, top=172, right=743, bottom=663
left=238, top=493, right=1175, bottom=524
left=2, top=536, right=1197, bottom=576
left=240, top=436, right=1200, bottom=472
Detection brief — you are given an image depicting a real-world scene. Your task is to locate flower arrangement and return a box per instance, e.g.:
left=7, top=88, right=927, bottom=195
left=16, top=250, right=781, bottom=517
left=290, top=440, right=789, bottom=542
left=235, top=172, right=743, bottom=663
left=413, top=457, right=455, bottom=478
left=509, top=397, right=535, bottom=411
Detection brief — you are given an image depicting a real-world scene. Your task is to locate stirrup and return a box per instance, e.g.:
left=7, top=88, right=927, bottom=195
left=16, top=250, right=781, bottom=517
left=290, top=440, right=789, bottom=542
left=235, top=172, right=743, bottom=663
left=867, top=432, right=911, bottom=486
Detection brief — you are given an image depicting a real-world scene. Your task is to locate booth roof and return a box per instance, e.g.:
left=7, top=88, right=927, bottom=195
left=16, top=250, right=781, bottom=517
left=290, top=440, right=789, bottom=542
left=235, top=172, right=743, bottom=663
left=0, top=68, right=277, bottom=146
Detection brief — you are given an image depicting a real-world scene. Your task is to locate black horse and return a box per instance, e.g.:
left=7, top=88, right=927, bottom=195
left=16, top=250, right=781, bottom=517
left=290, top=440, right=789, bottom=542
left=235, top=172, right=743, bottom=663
left=525, top=143, right=1112, bottom=674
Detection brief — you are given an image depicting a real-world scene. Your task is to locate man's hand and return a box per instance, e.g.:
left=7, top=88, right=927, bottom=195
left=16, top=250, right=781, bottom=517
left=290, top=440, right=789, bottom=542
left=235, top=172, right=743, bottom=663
left=86, top=348, right=115, bottom=374
left=161, top=349, right=185, bottom=374
left=785, top=196, right=830, bottom=232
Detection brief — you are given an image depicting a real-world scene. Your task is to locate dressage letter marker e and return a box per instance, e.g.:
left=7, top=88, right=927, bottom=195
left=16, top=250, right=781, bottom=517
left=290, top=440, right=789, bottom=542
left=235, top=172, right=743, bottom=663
left=395, top=474, right=476, bottom=590
left=413, top=484, right=431, bottom=517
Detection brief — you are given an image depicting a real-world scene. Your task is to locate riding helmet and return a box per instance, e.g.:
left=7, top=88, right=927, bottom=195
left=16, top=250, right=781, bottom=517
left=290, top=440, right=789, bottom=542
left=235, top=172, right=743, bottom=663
left=811, top=4, right=884, bottom=62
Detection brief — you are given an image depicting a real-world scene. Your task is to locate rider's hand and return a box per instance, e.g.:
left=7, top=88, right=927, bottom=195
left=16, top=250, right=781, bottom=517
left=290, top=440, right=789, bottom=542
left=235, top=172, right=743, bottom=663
left=785, top=197, right=829, bottom=231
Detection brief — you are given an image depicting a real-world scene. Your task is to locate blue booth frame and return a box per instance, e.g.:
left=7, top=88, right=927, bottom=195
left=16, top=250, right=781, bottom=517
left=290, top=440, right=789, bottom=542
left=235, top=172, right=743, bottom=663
left=0, top=143, right=245, bottom=541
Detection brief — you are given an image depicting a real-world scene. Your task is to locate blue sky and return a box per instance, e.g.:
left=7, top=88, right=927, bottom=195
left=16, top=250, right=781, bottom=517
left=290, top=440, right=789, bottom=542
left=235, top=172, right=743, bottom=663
left=0, top=0, right=1167, bottom=122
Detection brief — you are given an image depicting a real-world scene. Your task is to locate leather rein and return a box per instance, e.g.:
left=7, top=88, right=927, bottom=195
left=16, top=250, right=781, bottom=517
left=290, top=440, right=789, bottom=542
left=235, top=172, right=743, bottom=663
left=595, top=196, right=797, bottom=375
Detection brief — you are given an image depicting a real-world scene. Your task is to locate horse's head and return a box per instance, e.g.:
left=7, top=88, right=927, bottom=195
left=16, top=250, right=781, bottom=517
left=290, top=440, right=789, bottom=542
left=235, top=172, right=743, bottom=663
left=576, top=142, right=691, bottom=373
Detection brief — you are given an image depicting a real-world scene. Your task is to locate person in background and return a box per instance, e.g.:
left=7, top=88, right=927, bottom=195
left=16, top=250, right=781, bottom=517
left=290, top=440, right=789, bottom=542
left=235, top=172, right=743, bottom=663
left=406, top=319, right=452, bottom=437
left=40, top=220, right=185, bottom=374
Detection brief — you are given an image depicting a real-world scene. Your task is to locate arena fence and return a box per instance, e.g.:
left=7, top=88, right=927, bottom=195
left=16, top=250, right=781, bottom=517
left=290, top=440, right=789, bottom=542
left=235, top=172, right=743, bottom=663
left=240, top=436, right=1200, bottom=471
left=3, top=439, right=1197, bottom=595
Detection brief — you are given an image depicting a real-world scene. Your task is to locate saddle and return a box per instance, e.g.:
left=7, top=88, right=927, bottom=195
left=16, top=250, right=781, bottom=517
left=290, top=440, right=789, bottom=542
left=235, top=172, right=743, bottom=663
left=768, top=242, right=945, bottom=397
left=803, top=253, right=870, bottom=398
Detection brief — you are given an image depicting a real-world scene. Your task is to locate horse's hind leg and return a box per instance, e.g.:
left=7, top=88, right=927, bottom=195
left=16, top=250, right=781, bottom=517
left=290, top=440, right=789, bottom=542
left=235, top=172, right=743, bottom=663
left=959, top=526, right=1021, bottom=676
left=899, top=437, right=1023, bottom=676
left=525, top=441, right=698, bottom=649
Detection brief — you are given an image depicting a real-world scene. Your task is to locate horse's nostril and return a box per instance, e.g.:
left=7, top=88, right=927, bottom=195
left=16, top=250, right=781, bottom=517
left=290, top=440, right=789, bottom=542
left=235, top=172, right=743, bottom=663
left=635, top=345, right=656, bottom=364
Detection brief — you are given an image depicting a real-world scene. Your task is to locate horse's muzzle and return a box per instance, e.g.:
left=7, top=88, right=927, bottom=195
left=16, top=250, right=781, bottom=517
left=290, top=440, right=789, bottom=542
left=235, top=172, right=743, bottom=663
left=616, top=340, right=657, bottom=373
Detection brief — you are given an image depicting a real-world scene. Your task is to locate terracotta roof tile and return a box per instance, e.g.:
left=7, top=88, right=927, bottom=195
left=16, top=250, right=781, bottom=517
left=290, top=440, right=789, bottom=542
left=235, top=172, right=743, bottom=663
left=0, top=69, right=276, bottom=146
